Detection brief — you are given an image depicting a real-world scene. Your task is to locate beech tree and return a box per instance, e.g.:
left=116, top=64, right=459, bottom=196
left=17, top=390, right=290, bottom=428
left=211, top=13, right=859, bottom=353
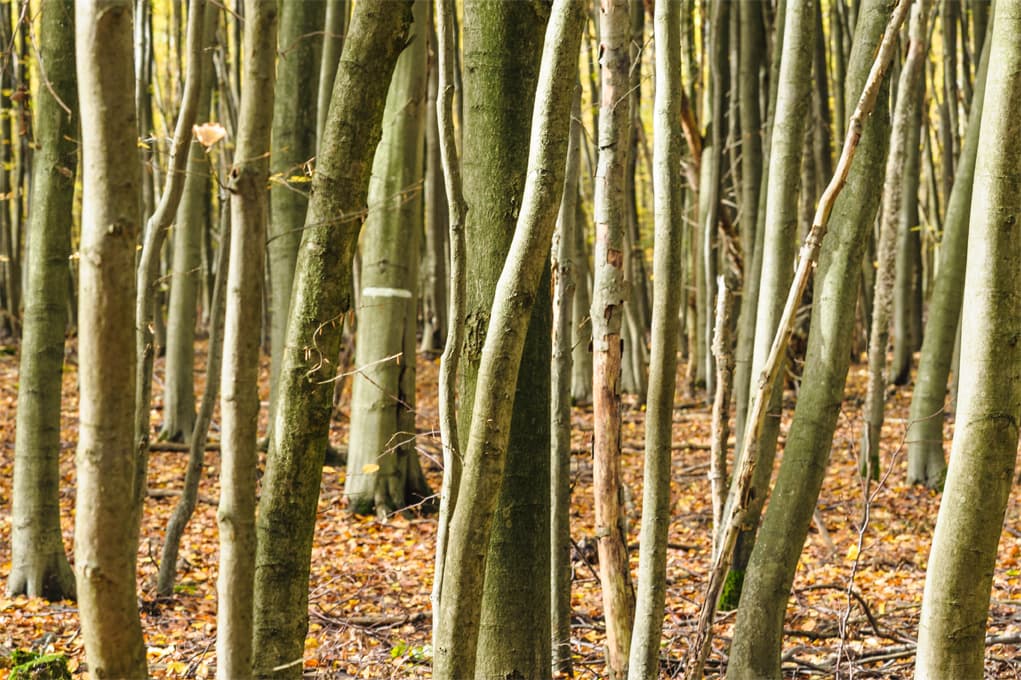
left=74, top=1, right=147, bottom=675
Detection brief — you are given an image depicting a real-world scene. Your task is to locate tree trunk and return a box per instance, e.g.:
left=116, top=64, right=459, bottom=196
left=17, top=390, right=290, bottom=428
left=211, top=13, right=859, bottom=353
left=906, top=21, right=992, bottom=489
left=432, top=3, right=585, bottom=676
left=551, top=87, right=581, bottom=679
left=8, top=0, right=77, bottom=602
left=571, top=201, right=594, bottom=405
left=73, top=1, right=147, bottom=675
left=345, top=0, right=428, bottom=517
left=916, top=6, right=1021, bottom=674
left=860, top=0, right=930, bottom=479
left=133, top=0, right=211, bottom=519
left=316, top=0, right=348, bottom=144
left=268, top=0, right=325, bottom=434
left=161, top=3, right=217, bottom=444
left=727, top=1, right=897, bottom=675
left=251, top=4, right=413, bottom=676
left=420, top=27, right=449, bottom=355
left=591, top=1, right=635, bottom=676
left=720, top=0, right=815, bottom=613
left=627, top=0, right=684, bottom=673
left=158, top=194, right=229, bottom=597
left=216, top=2, right=277, bottom=676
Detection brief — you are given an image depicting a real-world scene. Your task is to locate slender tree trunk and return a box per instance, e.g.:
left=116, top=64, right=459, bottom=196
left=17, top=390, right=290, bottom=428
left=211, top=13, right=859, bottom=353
left=916, top=6, right=1021, bottom=674
left=134, top=0, right=210, bottom=519
left=571, top=204, right=594, bottom=405
left=73, top=2, right=147, bottom=675
left=158, top=194, right=230, bottom=596
left=251, top=4, right=413, bottom=675
left=551, top=87, right=581, bottom=678
left=420, top=27, right=448, bottom=355
left=907, top=22, right=992, bottom=488
left=727, top=1, right=899, bottom=675
left=267, top=0, right=325, bottom=435
left=626, top=0, right=684, bottom=673
left=8, top=0, right=77, bottom=602
left=720, top=0, right=815, bottom=613
left=162, top=3, right=217, bottom=444
left=216, top=2, right=277, bottom=676
left=591, top=2, right=635, bottom=676
left=432, top=3, right=585, bottom=676
left=345, top=0, right=428, bottom=516
left=861, top=0, right=930, bottom=479
left=316, top=0, right=348, bottom=144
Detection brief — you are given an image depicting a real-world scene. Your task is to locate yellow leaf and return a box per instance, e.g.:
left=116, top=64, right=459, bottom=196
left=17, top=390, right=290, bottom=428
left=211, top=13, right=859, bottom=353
left=362, top=463, right=380, bottom=474
left=846, top=544, right=860, bottom=561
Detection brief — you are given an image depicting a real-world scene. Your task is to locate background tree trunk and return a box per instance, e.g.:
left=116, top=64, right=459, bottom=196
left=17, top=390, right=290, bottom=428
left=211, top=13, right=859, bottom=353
left=8, top=0, right=77, bottom=602
left=916, top=5, right=1021, bottom=675
left=73, top=1, right=148, bottom=675
left=345, top=0, right=429, bottom=517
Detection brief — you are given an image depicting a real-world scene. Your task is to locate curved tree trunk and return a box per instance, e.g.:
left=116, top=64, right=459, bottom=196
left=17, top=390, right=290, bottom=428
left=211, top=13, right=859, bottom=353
left=8, top=0, right=77, bottom=602
left=906, top=25, right=992, bottom=488
left=916, top=6, right=1021, bottom=674
left=720, top=0, right=815, bottom=612
left=73, top=1, right=147, bottom=675
left=626, top=0, right=684, bottom=673
left=345, top=0, right=428, bottom=517
left=432, top=3, right=585, bottom=676
left=251, top=4, right=413, bottom=675
left=726, top=1, right=899, bottom=675
left=860, top=0, right=931, bottom=478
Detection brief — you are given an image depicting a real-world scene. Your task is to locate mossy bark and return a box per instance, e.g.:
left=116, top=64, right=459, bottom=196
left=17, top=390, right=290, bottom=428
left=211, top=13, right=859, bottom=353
left=8, top=0, right=77, bottom=602
left=251, top=3, right=413, bottom=676
left=727, top=1, right=894, bottom=675
left=916, top=6, right=1021, bottom=675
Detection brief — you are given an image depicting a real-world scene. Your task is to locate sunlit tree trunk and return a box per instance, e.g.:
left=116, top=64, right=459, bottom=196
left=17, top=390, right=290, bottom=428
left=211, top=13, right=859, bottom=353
left=345, top=0, right=429, bottom=517
left=627, top=0, right=684, bottom=673
left=916, top=6, right=1021, bottom=675
left=907, top=24, right=992, bottom=489
left=73, top=1, right=147, bottom=675
left=727, top=1, right=896, bottom=674
left=8, top=0, right=77, bottom=602
left=251, top=4, right=413, bottom=675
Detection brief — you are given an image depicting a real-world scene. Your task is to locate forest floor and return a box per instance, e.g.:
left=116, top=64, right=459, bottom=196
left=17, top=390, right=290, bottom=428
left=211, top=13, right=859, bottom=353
left=2, top=342, right=1021, bottom=679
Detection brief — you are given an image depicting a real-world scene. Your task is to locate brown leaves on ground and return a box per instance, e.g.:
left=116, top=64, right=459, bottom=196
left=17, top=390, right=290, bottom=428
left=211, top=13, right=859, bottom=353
left=1, top=344, right=1021, bottom=678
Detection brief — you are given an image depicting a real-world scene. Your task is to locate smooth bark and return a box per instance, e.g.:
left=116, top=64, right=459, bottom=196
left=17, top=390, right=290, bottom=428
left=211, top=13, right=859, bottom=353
left=74, top=1, right=147, bottom=675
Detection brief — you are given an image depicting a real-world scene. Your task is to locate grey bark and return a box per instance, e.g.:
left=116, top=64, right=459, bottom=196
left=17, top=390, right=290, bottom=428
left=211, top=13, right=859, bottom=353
left=251, top=3, right=413, bottom=675
left=420, top=27, right=448, bottom=355
left=74, top=1, right=147, bottom=675
left=8, top=0, right=77, bottom=602
left=345, top=0, right=428, bottom=516
left=216, top=2, right=277, bottom=676
left=316, top=0, right=348, bottom=144
left=627, top=0, right=684, bottom=672
left=907, top=18, right=992, bottom=488
left=916, top=5, right=1021, bottom=674
left=162, top=3, right=217, bottom=444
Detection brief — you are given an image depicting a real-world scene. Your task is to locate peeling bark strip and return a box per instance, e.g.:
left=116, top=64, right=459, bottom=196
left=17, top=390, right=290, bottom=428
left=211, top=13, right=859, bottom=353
left=591, top=0, right=634, bottom=677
